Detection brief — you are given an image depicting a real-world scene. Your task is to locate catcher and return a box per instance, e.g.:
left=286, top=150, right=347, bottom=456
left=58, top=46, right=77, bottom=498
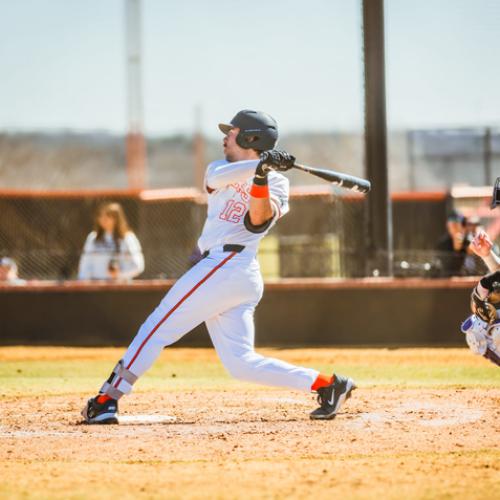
left=461, top=177, right=500, bottom=366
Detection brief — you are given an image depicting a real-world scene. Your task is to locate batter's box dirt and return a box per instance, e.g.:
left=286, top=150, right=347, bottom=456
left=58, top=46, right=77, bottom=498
left=0, top=388, right=498, bottom=463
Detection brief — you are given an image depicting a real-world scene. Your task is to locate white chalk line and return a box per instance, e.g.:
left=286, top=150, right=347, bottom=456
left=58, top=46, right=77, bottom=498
left=0, top=428, right=76, bottom=438
left=0, top=415, right=177, bottom=437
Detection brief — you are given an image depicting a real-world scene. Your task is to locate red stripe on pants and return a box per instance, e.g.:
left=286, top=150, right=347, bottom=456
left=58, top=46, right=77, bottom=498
left=113, top=252, right=237, bottom=390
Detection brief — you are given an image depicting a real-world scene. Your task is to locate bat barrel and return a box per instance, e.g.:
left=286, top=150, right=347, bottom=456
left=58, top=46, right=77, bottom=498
left=333, top=173, right=371, bottom=194
left=293, top=164, right=371, bottom=193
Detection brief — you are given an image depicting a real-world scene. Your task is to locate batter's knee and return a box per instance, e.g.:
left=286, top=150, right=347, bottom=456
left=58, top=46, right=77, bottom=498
left=223, top=351, right=263, bottom=381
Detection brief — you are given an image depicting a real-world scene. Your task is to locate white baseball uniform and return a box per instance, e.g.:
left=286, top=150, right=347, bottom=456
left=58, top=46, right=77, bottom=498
left=107, top=159, right=319, bottom=398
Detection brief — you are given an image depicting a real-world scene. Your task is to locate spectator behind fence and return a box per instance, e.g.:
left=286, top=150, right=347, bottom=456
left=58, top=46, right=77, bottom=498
left=0, top=257, right=26, bottom=285
left=435, top=210, right=470, bottom=276
left=78, top=202, right=144, bottom=281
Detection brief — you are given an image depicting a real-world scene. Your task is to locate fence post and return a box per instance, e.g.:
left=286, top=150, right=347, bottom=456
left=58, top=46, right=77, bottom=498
left=484, top=127, right=492, bottom=186
left=362, top=0, right=393, bottom=276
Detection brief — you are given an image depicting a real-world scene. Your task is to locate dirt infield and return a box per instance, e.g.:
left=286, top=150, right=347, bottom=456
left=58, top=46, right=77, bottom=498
left=0, top=347, right=499, bottom=499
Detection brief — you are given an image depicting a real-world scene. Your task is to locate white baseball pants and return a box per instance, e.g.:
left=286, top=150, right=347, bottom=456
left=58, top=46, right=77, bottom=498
left=110, top=248, right=318, bottom=396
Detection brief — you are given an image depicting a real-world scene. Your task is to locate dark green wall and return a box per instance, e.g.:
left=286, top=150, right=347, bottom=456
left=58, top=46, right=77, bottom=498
left=0, top=279, right=473, bottom=347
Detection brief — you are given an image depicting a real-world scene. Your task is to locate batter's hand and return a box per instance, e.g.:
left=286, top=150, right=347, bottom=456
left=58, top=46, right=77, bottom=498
left=471, top=230, right=493, bottom=257
left=258, top=150, right=296, bottom=173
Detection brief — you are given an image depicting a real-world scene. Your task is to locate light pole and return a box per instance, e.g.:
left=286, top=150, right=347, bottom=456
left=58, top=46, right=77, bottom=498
left=125, top=0, right=147, bottom=189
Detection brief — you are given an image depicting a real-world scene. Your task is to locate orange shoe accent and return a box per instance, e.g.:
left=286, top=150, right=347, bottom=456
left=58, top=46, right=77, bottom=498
left=311, top=373, right=334, bottom=391
left=97, top=394, right=112, bottom=404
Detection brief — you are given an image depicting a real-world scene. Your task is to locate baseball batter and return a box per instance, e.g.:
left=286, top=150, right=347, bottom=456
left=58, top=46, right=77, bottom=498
left=461, top=177, right=500, bottom=366
left=82, top=110, right=356, bottom=424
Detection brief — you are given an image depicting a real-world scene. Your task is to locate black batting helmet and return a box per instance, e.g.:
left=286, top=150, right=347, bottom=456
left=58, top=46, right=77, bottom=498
left=218, top=110, right=278, bottom=151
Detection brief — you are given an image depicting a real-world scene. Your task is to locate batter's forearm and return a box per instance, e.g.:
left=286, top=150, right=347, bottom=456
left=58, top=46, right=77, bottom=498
left=206, top=160, right=260, bottom=190
left=249, top=197, right=274, bottom=226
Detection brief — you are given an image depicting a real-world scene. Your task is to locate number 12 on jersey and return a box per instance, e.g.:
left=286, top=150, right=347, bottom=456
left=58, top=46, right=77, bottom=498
left=219, top=199, right=246, bottom=223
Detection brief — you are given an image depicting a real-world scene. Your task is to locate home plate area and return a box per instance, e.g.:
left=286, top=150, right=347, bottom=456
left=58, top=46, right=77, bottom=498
left=119, top=414, right=177, bottom=425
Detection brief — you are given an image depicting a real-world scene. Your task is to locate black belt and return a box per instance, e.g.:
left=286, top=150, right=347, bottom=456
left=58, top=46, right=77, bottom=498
left=201, top=244, right=245, bottom=259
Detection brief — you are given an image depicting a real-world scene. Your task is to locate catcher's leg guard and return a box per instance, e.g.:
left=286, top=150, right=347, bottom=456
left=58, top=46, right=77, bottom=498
left=486, top=321, right=500, bottom=366
left=99, top=360, right=138, bottom=399
left=484, top=348, right=500, bottom=367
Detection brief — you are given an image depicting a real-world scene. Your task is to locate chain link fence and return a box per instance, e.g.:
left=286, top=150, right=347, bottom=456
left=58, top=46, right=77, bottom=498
left=0, top=191, right=201, bottom=280
left=1, top=189, right=367, bottom=281
left=1, top=186, right=497, bottom=281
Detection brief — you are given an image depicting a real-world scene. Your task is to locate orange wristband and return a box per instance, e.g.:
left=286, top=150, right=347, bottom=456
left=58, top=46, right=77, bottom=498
left=250, top=183, right=270, bottom=198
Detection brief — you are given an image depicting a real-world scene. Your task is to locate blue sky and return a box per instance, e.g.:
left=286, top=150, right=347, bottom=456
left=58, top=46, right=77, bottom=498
left=0, top=0, right=499, bottom=136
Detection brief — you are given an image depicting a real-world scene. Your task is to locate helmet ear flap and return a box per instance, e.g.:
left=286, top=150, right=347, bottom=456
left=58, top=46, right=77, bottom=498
left=236, top=130, right=278, bottom=151
left=236, top=131, right=259, bottom=150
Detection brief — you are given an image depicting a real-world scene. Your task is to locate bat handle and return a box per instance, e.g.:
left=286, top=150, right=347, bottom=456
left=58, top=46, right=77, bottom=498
left=293, top=163, right=309, bottom=172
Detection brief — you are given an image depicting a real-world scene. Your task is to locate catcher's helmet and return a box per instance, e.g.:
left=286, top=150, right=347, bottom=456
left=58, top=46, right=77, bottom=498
left=218, top=110, right=278, bottom=151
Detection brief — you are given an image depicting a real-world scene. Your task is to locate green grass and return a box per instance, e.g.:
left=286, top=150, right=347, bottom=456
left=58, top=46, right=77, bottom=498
left=1, top=347, right=498, bottom=397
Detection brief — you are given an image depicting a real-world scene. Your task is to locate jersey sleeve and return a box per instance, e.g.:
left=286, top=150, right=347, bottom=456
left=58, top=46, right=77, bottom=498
left=268, top=173, right=290, bottom=220
left=204, top=160, right=226, bottom=193
left=205, top=159, right=260, bottom=192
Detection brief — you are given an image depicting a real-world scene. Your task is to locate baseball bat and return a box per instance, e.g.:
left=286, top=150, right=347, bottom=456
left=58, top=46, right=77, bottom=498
left=292, top=163, right=371, bottom=194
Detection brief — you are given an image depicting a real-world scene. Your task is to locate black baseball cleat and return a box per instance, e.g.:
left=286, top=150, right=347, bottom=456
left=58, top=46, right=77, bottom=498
left=81, top=396, right=119, bottom=424
left=310, top=374, right=356, bottom=420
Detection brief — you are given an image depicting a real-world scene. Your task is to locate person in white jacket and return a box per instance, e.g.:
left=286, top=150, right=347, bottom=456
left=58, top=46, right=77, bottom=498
left=78, top=202, right=144, bottom=281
